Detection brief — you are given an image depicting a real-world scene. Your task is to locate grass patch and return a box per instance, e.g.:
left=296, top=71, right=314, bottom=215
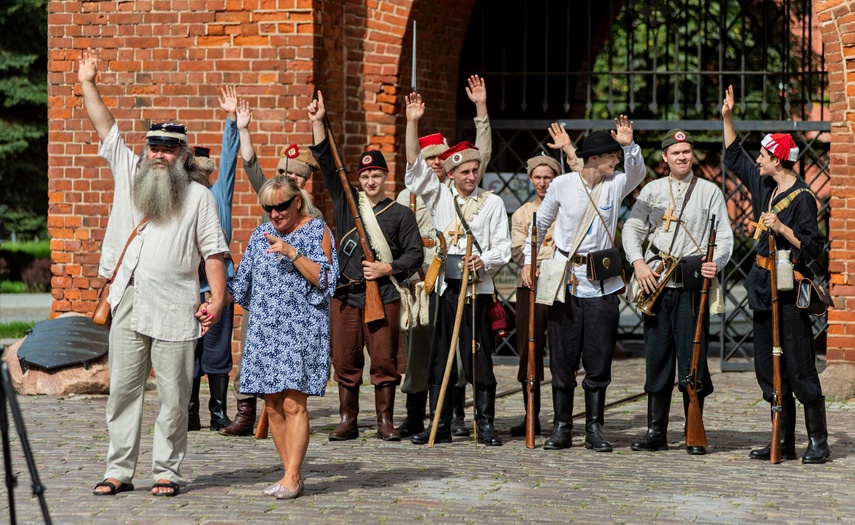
left=0, top=240, right=51, bottom=259
left=0, top=321, right=35, bottom=339
left=0, top=281, right=27, bottom=293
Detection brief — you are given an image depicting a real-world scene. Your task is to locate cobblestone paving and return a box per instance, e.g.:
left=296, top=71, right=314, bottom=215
left=1, top=358, right=853, bottom=524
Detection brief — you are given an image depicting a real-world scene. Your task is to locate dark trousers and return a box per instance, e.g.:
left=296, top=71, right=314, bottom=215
left=753, top=304, right=822, bottom=405
left=547, top=293, right=619, bottom=391
left=194, top=301, right=234, bottom=377
left=428, top=287, right=496, bottom=387
left=642, top=288, right=714, bottom=397
left=515, top=286, right=547, bottom=383
left=331, top=297, right=401, bottom=388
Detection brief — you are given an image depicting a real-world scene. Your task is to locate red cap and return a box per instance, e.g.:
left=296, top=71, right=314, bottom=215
left=761, top=133, right=799, bottom=162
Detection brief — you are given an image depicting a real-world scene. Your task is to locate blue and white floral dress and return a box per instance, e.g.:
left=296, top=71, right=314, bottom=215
left=228, top=219, right=338, bottom=397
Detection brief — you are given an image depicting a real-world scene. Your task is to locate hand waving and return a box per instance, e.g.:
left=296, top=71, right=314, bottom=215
left=722, top=85, right=735, bottom=119
left=77, top=48, right=99, bottom=84
left=235, top=99, right=251, bottom=130
left=546, top=123, right=572, bottom=151
left=465, top=75, right=487, bottom=105
left=611, top=114, right=634, bottom=147
left=307, top=90, right=326, bottom=123
left=218, top=85, right=238, bottom=118
left=405, top=92, right=425, bottom=121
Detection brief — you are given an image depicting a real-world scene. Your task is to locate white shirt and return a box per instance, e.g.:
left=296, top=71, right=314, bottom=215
left=525, top=143, right=646, bottom=298
left=98, top=123, right=228, bottom=341
left=405, top=154, right=511, bottom=296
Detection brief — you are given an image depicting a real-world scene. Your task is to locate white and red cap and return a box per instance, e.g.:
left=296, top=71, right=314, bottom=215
left=440, top=141, right=480, bottom=173
left=418, top=133, right=449, bottom=159
left=761, top=133, right=799, bottom=162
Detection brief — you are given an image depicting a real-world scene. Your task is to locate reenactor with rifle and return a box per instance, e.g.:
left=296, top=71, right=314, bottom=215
left=722, top=85, right=830, bottom=463
left=622, top=129, right=733, bottom=455
left=309, top=91, right=423, bottom=442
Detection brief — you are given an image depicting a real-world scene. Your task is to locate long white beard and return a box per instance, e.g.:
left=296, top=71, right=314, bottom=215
left=133, top=157, right=190, bottom=223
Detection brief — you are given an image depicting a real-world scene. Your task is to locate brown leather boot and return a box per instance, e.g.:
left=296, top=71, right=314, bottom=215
left=329, top=385, right=360, bottom=441
left=218, top=397, right=257, bottom=436
left=375, top=385, right=401, bottom=441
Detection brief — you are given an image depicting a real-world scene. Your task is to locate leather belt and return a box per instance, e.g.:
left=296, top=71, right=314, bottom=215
left=337, top=278, right=366, bottom=293
left=755, top=254, right=773, bottom=271
left=557, top=248, right=586, bottom=265
left=421, top=238, right=436, bottom=248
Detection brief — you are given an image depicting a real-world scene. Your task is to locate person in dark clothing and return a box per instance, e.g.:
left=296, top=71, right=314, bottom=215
left=308, top=91, right=423, bottom=442
left=722, top=84, right=830, bottom=464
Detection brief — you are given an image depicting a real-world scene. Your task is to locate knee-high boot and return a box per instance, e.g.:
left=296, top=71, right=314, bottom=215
left=219, top=397, right=257, bottom=436
left=475, top=384, right=503, bottom=446
left=584, top=389, right=613, bottom=452
left=451, top=385, right=470, bottom=437
left=188, top=376, right=202, bottom=431
left=375, top=385, right=401, bottom=441
left=396, top=391, right=427, bottom=438
left=509, top=384, right=541, bottom=437
left=802, top=396, right=831, bottom=464
left=543, top=387, right=574, bottom=450
left=412, top=385, right=452, bottom=444
left=207, top=373, right=232, bottom=431
left=749, top=394, right=797, bottom=460
left=329, top=385, right=360, bottom=441
left=631, top=390, right=671, bottom=452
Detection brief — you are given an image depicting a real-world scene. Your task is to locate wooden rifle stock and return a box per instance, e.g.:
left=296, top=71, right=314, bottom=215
left=769, top=232, right=783, bottom=464
left=526, top=213, right=538, bottom=449
left=255, top=403, right=269, bottom=439
left=322, top=115, right=386, bottom=323
left=685, top=215, right=716, bottom=450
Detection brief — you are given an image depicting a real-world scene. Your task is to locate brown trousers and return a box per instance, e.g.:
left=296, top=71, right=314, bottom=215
left=331, top=297, right=401, bottom=388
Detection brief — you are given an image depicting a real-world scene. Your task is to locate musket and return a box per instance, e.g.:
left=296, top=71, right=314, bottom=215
left=769, top=231, right=783, bottom=464
left=471, top=264, right=478, bottom=446
left=322, top=114, right=386, bottom=323
left=411, top=20, right=417, bottom=93
left=429, top=234, right=473, bottom=447
left=685, top=215, right=716, bottom=451
left=526, top=213, right=538, bottom=449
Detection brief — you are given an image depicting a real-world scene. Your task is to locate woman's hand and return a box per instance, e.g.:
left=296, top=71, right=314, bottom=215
left=265, top=234, right=297, bottom=261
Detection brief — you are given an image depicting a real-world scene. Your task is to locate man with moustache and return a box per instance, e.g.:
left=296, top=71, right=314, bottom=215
left=78, top=49, right=229, bottom=497
left=308, top=91, right=423, bottom=442
left=622, top=129, right=733, bottom=455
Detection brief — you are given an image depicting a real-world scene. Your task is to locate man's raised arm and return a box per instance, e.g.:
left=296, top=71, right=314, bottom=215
left=405, top=92, right=424, bottom=166
left=77, top=48, right=116, bottom=142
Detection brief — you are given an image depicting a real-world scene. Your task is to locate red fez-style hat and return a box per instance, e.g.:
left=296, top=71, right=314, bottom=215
left=761, top=133, right=799, bottom=162
left=440, top=141, right=480, bottom=173
left=418, top=133, right=449, bottom=158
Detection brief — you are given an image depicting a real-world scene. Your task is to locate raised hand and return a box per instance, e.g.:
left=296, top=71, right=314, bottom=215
left=77, top=48, right=99, bottom=84
left=722, top=85, right=735, bottom=119
left=235, top=99, right=251, bottom=130
left=611, top=114, right=634, bottom=147
left=546, top=122, right=572, bottom=151
left=405, top=92, right=425, bottom=121
left=307, top=90, right=326, bottom=122
left=465, top=75, right=487, bottom=105
left=218, top=85, right=238, bottom=117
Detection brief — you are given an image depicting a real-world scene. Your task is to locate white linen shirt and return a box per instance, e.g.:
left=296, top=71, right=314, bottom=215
left=98, top=123, right=228, bottom=342
left=405, top=154, right=511, bottom=296
left=524, top=143, right=646, bottom=298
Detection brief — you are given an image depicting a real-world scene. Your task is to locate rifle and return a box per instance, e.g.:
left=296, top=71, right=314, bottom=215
left=769, top=232, right=783, bottom=464
left=526, top=213, right=538, bottom=449
left=322, top=115, right=386, bottom=323
left=685, top=215, right=716, bottom=450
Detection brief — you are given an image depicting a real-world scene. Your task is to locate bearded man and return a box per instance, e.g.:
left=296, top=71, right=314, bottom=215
left=79, top=48, right=229, bottom=498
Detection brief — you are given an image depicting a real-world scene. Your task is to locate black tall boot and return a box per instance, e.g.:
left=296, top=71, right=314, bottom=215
left=188, top=376, right=202, bottom=431
left=802, top=396, right=831, bottom=464
left=475, top=384, right=503, bottom=446
left=509, top=384, right=541, bottom=437
left=543, top=388, right=574, bottom=450
left=749, top=394, right=797, bottom=460
left=329, top=385, right=360, bottom=441
left=412, top=385, right=452, bottom=444
left=396, top=391, right=427, bottom=438
left=680, top=391, right=706, bottom=455
left=631, top=391, right=671, bottom=452
left=584, top=389, right=613, bottom=452
left=451, top=385, right=470, bottom=437
left=207, top=373, right=232, bottom=431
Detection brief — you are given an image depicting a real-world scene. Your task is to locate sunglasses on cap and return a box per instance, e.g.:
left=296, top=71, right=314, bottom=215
left=149, top=123, right=187, bottom=134
left=262, top=194, right=298, bottom=214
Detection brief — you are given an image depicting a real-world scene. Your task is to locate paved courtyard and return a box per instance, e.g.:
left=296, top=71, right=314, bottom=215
left=1, top=355, right=853, bottom=525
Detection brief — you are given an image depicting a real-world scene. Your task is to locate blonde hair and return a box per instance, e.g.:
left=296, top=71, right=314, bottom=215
left=258, top=174, right=310, bottom=217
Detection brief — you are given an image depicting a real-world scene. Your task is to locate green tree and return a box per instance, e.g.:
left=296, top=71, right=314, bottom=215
left=0, top=0, right=48, bottom=240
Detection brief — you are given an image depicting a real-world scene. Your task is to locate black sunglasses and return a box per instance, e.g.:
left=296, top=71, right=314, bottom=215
left=149, top=123, right=187, bottom=133
left=262, top=195, right=298, bottom=213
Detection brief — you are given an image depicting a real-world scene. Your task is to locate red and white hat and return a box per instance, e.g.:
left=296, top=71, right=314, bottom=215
left=418, top=133, right=449, bottom=159
left=440, top=141, right=480, bottom=173
left=761, top=133, right=799, bottom=162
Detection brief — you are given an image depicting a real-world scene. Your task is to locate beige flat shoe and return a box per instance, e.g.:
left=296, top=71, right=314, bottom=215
left=274, top=480, right=304, bottom=500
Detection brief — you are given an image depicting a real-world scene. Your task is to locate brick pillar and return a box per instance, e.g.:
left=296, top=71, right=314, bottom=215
left=814, top=0, right=855, bottom=398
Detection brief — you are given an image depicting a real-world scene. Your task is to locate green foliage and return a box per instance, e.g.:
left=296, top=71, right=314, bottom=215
left=0, top=320, right=35, bottom=338
left=0, top=281, right=27, bottom=294
left=0, top=0, right=48, bottom=241
left=1, top=239, right=51, bottom=259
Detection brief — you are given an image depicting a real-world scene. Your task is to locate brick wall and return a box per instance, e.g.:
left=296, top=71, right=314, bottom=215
left=814, top=0, right=855, bottom=364
left=47, top=0, right=476, bottom=364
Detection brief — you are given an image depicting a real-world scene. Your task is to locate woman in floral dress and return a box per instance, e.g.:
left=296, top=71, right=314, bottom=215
left=228, top=174, right=337, bottom=499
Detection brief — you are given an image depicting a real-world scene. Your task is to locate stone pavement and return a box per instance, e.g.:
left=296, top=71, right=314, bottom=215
left=1, top=357, right=853, bottom=525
